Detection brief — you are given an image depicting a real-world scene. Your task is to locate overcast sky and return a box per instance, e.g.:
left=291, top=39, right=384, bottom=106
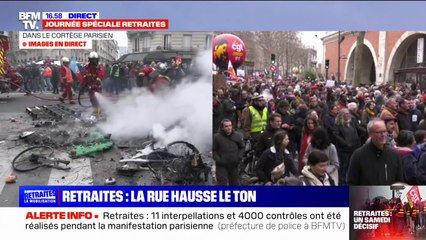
left=114, top=31, right=329, bottom=62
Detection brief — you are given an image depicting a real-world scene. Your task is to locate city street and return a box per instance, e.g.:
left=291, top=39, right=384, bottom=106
left=0, top=92, right=160, bottom=207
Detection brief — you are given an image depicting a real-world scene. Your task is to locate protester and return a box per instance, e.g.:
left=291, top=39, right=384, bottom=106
left=213, top=119, right=245, bottom=185
left=242, top=93, right=268, bottom=140
left=333, top=108, right=361, bottom=185
left=303, top=128, right=339, bottom=184
left=347, top=118, right=403, bottom=185
left=255, top=113, right=282, bottom=158
left=393, top=130, right=417, bottom=185
left=255, top=130, right=299, bottom=185
left=298, top=116, right=319, bottom=172
left=300, top=150, right=336, bottom=186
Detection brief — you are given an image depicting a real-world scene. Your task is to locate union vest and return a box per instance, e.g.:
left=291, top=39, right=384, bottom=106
left=62, top=66, right=73, bottom=83
left=248, top=106, right=267, bottom=133
left=395, top=203, right=405, bottom=217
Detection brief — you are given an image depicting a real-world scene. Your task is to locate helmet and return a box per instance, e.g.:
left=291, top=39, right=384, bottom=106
left=251, top=92, right=264, bottom=101
left=89, top=51, right=99, bottom=59
left=61, top=57, right=69, bottom=63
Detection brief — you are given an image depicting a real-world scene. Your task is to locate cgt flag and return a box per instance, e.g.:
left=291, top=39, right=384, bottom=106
left=407, top=186, right=421, bottom=208
left=227, top=60, right=238, bottom=82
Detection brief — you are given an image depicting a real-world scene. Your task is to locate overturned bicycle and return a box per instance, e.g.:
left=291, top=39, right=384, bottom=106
left=117, top=140, right=211, bottom=185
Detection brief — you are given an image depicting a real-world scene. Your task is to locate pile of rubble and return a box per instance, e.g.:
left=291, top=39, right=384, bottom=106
left=11, top=103, right=213, bottom=186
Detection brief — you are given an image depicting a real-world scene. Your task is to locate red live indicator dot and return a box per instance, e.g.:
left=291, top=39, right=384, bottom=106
left=22, top=42, right=27, bottom=46
left=94, top=215, right=98, bottom=218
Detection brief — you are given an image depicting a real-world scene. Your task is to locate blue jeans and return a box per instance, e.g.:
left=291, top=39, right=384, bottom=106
left=44, top=77, right=52, bottom=91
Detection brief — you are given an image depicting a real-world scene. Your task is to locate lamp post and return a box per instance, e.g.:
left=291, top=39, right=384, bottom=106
left=286, top=31, right=289, bottom=80
left=338, top=31, right=341, bottom=84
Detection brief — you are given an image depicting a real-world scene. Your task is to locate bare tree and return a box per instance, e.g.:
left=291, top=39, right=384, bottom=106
left=218, top=31, right=311, bottom=77
left=252, top=31, right=305, bottom=77
left=352, top=31, right=366, bottom=87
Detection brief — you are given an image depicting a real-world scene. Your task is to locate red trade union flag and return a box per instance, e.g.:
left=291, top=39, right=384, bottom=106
left=227, top=60, right=238, bottom=82
left=407, top=186, right=421, bottom=208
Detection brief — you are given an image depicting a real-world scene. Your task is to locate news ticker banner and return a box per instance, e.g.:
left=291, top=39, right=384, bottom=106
left=20, top=186, right=349, bottom=207
left=3, top=186, right=349, bottom=239
left=0, top=207, right=349, bottom=240
left=18, top=12, right=168, bottom=30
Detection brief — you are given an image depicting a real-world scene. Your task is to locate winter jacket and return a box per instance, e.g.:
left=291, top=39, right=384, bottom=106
left=234, top=97, right=249, bottom=111
left=381, top=107, right=399, bottom=136
left=410, top=108, right=422, bottom=132
left=396, top=110, right=411, bottom=131
left=255, top=146, right=299, bottom=183
left=300, top=166, right=335, bottom=186
left=255, top=125, right=280, bottom=158
left=213, top=130, right=245, bottom=169
left=219, top=98, right=236, bottom=123
left=394, top=146, right=418, bottom=185
left=415, top=144, right=426, bottom=184
left=350, top=111, right=367, bottom=143
left=302, top=143, right=339, bottom=182
left=323, top=113, right=336, bottom=144
left=347, top=142, right=403, bottom=185
left=332, top=122, right=361, bottom=152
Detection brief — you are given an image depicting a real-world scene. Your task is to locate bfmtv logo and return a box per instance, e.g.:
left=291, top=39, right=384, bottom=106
left=232, top=41, right=244, bottom=52
left=23, top=190, right=56, bottom=204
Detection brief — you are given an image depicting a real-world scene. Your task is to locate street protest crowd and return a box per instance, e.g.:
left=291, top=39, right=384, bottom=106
left=213, top=76, right=426, bottom=186
left=15, top=57, right=187, bottom=98
left=360, top=195, right=426, bottom=236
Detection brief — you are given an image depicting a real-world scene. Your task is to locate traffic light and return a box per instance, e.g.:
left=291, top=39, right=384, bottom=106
left=325, top=59, right=330, bottom=69
left=271, top=54, right=276, bottom=64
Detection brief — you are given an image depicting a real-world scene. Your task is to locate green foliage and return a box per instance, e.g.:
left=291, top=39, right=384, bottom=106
left=303, top=68, right=317, bottom=80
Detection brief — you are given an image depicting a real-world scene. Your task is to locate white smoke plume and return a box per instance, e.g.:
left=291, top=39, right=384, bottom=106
left=98, top=50, right=212, bottom=152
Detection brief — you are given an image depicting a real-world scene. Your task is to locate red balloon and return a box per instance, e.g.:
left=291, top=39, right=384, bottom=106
left=213, top=34, right=246, bottom=70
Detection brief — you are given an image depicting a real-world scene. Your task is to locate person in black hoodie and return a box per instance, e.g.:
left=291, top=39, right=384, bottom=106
left=255, top=113, right=282, bottom=158
left=213, top=119, right=245, bottom=185
left=255, top=130, right=299, bottom=185
left=347, top=118, right=403, bottom=185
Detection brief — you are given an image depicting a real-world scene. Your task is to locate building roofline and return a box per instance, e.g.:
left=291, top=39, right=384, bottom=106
left=322, top=31, right=357, bottom=44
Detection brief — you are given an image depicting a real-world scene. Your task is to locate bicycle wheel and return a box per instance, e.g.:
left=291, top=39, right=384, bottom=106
left=12, top=146, right=54, bottom=172
left=166, top=141, right=199, bottom=158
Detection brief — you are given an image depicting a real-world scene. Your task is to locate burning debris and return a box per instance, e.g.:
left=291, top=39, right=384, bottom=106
left=12, top=101, right=212, bottom=186
left=26, top=104, right=79, bottom=121
left=117, top=140, right=211, bottom=185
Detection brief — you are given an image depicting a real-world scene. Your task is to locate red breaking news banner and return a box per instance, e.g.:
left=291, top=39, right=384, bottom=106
left=42, top=19, right=169, bottom=30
